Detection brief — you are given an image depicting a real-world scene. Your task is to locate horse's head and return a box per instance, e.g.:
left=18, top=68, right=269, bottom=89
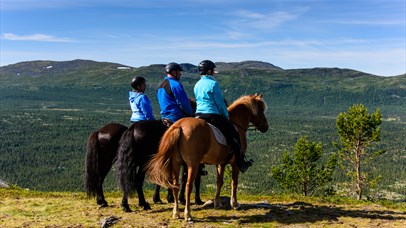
left=228, top=93, right=269, bottom=133
left=249, top=93, right=268, bottom=132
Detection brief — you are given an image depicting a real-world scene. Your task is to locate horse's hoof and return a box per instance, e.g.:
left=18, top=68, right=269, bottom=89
left=172, top=212, right=180, bottom=219
left=231, top=203, right=241, bottom=210
left=97, top=200, right=108, bottom=207
left=143, top=204, right=152, bottom=210
left=195, top=199, right=204, bottom=205
left=122, top=206, right=132, bottom=213
left=213, top=201, right=223, bottom=209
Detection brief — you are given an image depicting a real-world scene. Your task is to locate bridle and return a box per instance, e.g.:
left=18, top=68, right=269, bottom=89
left=232, top=121, right=258, bottom=132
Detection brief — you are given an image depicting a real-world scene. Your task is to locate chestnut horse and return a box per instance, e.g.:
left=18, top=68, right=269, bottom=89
left=146, top=94, right=268, bottom=221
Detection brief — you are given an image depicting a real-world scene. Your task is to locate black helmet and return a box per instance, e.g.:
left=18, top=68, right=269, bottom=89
left=165, top=62, right=183, bottom=73
left=130, top=76, right=146, bottom=89
left=198, top=60, right=216, bottom=73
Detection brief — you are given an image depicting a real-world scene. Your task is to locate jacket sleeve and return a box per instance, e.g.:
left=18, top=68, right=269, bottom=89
left=171, top=82, right=194, bottom=116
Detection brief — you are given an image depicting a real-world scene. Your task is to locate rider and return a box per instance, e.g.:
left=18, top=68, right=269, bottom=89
left=129, top=76, right=155, bottom=123
left=193, top=60, right=252, bottom=173
left=157, top=62, right=194, bottom=125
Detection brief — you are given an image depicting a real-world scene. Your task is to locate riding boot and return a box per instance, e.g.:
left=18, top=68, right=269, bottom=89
left=233, top=140, right=253, bottom=173
left=238, top=155, right=253, bottom=173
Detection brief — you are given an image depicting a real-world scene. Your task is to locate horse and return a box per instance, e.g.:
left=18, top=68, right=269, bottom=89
left=85, top=122, right=128, bottom=207
left=117, top=120, right=205, bottom=212
left=85, top=121, right=204, bottom=209
left=146, top=94, right=268, bottom=221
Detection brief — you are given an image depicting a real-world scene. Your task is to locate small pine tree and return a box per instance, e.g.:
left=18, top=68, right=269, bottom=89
left=334, top=104, right=385, bottom=200
left=272, top=136, right=337, bottom=196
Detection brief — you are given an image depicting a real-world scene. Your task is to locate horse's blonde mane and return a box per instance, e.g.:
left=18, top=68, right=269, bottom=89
left=228, top=94, right=266, bottom=115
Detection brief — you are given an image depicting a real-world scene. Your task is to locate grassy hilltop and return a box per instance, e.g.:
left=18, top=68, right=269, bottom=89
left=1, top=188, right=405, bottom=227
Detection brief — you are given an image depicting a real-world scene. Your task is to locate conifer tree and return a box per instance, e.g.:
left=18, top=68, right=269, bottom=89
left=272, top=136, right=337, bottom=196
left=335, top=104, right=385, bottom=200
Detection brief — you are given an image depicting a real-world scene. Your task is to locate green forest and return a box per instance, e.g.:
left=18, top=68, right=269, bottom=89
left=0, top=60, right=405, bottom=200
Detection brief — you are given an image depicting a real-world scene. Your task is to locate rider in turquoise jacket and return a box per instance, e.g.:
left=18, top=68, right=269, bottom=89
left=194, top=75, right=228, bottom=119
left=194, top=60, right=252, bottom=173
left=157, top=62, right=194, bottom=124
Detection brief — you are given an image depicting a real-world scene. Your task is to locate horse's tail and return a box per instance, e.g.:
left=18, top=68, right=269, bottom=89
left=85, top=131, right=100, bottom=198
left=146, top=126, right=182, bottom=190
left=117, top=125, right=137, bottom=196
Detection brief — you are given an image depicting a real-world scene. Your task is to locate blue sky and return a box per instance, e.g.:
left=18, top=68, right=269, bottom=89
left=1, top=0, right=405, bottom=76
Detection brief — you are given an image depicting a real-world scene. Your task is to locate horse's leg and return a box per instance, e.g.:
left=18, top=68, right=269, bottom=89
left=171, top=164, right=181, bottom=219
left=214, top=164, right=225, bottom=209
left=96, top=175, right=108, bottom=207
left=153, top=185, right=163, bottom=203
left=167, top=188, right=174, bottom=203
left=121, top=192, right=132, bottom=212
left=96, top=158, right=112, bottom=207
left=179, top=164, right=187, bottom=205
left=230, top=164, right=241, bottom=209
left=194, top=164, right=204, bottom=205
left=184, top=164, right=199, bottom=221
left=136, top=171, right=151, bottom=210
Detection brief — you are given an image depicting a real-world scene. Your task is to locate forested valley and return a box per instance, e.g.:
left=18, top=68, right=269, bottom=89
left=1, top=60, right=405, bottom=201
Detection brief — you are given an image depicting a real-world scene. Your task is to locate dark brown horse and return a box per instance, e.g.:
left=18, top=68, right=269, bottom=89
left=146, top=94, right=268, bottom=221
left=85, top=121, right=204, bottom=210
left=85, top=123, right=128, bottom=207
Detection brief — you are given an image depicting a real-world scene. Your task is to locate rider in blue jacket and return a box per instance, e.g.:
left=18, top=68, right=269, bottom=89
left=194, top=60, right=252, bottom=173
left=129, top=76, right=155, bottom=123
left=157, top=62, right=194, bottom=124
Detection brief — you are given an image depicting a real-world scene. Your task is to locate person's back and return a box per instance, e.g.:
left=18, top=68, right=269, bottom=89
left=157, top=62, right=194, bottom=124
left=129, top=76, right=155, bottom=123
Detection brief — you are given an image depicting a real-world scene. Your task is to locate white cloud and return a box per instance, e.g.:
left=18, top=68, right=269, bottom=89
left=229, top=10, right=299, bottom=31
left=2, top=33, right=75, bottom=42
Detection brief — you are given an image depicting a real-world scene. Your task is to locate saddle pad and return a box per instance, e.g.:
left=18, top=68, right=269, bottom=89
left=207, top=123, right=227, bottom=146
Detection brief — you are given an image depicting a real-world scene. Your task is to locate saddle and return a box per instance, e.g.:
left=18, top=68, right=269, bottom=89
left=206, top=122, right=227, bottom=146
left=163, top=117, right=227, bottom=146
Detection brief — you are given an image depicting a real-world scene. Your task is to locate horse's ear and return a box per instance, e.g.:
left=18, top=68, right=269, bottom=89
left=258, top=93, right=263, bottom=98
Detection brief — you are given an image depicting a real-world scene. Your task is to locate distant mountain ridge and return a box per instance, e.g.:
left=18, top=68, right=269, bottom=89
left=0, top=59, right=130, bottom=78
left=1, top=59, right=405, bottom=93
left=2, top=59, right=404, bottom=79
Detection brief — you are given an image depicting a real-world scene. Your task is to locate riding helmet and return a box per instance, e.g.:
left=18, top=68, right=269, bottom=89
left=198, top=60, right=216, bottom=73
left=165, top=62, right=183, bottom=73
left=130, top=76, right=146, bottom=89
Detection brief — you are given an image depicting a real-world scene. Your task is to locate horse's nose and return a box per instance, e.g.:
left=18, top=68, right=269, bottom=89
left=259, top=122, right=268, bottom=132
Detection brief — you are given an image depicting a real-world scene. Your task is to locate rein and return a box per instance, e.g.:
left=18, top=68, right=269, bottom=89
left=232, top=121, right=257, bottom=132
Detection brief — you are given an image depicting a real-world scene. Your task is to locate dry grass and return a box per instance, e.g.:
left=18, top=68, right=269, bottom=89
left=0, top=189, right=405, bottom=227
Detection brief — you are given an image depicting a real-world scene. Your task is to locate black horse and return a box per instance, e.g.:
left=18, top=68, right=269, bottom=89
left=85, top=121, right=204, bottom=210
left=85, top=122, right=128, bottom=207
left=117, top=120, right=205, bottom=212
